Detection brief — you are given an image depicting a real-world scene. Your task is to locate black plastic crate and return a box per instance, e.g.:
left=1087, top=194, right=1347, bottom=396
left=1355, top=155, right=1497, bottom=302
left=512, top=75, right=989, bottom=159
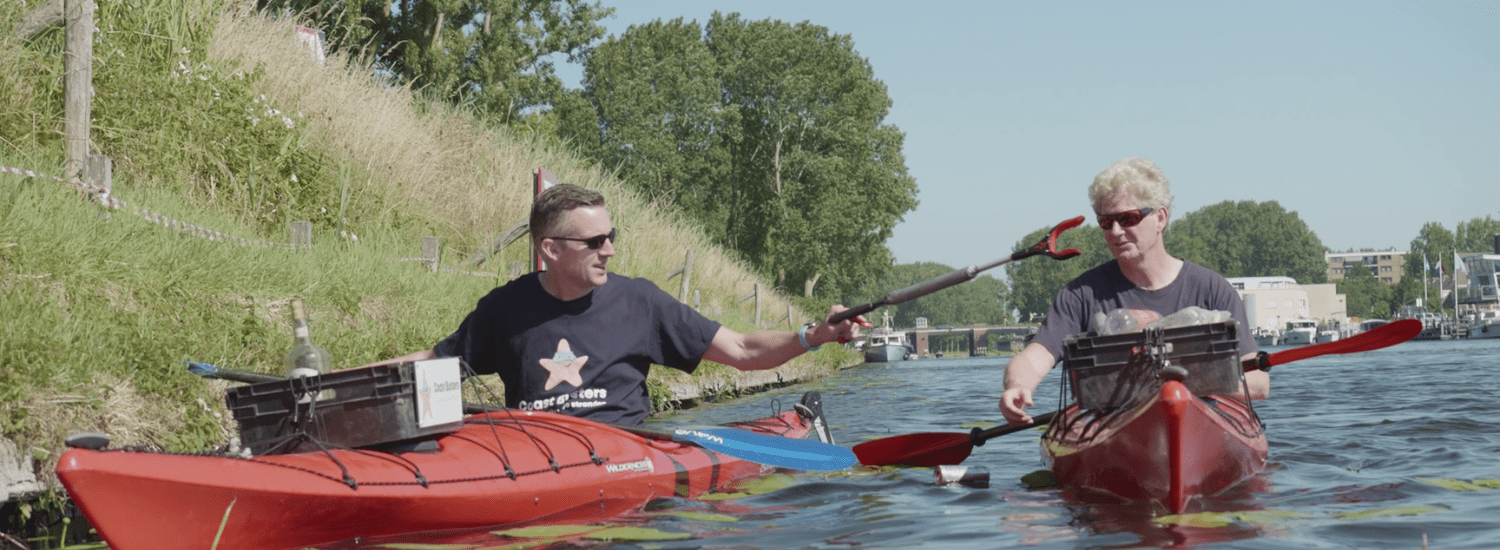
left=226, top=363, right=463, bottom=455
left=1062, top=320, right=1242, bottom=410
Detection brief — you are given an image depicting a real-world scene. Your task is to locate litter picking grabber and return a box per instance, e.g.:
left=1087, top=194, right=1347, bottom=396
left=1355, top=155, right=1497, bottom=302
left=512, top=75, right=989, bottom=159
left=827, top=216, right=1085, bottom=325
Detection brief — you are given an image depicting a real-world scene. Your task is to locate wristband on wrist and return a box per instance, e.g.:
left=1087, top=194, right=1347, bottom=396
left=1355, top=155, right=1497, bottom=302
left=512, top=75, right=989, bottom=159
left=798, top=322, right=822, bottom=352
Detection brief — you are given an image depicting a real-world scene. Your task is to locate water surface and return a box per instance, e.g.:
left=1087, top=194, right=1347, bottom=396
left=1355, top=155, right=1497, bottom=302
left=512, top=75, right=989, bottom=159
left=324, top=339, right=1500, bottom=549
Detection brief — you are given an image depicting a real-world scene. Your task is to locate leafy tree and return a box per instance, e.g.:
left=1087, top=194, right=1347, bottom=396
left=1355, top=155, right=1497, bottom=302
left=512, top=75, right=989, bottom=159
left=1403, top=222, right=1454, bottom=283
left=561, top=13, right=918, bottom=300
left=1164, top=201, right=1327, bottom=283
left=1456, top=215, right=1500, bottom=255
left=556, top=18, right=732, bottom=242
left=864, top=263, right=1012, bottom=327
left=1334, top=263, right=1390, bottom=319
left=255, top=0, right=611, bottom=123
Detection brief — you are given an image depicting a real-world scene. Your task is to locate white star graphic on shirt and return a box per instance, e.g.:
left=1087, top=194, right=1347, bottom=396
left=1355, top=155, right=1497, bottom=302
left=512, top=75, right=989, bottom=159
left=539, top=339, right=588, bottom=390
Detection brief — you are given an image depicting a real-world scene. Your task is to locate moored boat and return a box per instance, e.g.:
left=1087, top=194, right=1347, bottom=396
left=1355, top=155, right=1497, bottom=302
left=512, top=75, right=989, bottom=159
left=863, top=327, right=913, bottom=362
left=1469, top=310, right=1500, bottom=339
left=56, top=401, right=825, bottom=550
left=1280, top=319, right=1317, bottom=346
left=1252, top=326, right=1279, bottom=347
left=1044, top=321, right=1266, bottom=514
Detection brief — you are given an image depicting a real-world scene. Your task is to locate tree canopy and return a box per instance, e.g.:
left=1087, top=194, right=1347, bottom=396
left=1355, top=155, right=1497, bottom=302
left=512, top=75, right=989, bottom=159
left=256, top=0, right=612, bottom=122
left=1165, top=201, right=1327, bottom=283
left=1456, top=215, right=1500, bottom=256
left=558, top=13, right=918, bottom=301
left=1334, top=263, right=1391, bottom=319
left=1403, top=222, right=1454, bottom=281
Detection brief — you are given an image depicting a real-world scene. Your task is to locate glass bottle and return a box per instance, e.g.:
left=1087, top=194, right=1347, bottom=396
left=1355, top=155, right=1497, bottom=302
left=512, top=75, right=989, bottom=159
left=283, top=299, right=330, bottom=379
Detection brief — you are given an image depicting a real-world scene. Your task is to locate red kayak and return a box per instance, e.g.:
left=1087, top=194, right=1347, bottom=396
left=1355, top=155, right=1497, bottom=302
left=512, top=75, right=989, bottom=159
left=57, top=405, right=821, bottom=550
left=1042, top=321, right=1267, bottom=514
left=1042, top=379, right=1267, bottom=514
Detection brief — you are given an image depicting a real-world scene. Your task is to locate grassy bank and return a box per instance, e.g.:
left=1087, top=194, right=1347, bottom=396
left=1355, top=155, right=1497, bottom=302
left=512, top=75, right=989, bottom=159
left=0, top=1, right=857, bottom=498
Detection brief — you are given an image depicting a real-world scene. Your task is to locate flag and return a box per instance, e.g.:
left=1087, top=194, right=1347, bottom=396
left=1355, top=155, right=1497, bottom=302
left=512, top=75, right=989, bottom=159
left=1454, top=251, right=1468, bottom=275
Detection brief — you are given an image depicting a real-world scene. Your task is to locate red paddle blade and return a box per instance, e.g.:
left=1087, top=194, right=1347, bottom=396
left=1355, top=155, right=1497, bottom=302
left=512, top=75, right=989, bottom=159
left=1267, top=318, right=1422, bottom=367
left=852, top=432, right=974, bottom=467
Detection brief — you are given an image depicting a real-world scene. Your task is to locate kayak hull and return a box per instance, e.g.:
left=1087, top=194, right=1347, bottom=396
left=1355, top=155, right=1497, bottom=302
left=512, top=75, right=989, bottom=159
left=56, top=409, right=811, bottom=550
left=1042, top=380, right=1266, bottom=514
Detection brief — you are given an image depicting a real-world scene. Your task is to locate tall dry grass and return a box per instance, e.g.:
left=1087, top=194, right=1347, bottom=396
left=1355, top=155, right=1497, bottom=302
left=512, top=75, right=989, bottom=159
left=206, top=12, right=821, bottom=337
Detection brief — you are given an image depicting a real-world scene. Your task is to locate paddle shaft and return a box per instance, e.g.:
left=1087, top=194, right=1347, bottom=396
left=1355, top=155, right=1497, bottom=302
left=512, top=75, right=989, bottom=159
left=1241, top=318, right=1422, bottom=372
left=829, top=263, right=1005, bottom=325
left=971, top=410, right=1057, bottom=446
left=828, top=216, right=1084, bottom=325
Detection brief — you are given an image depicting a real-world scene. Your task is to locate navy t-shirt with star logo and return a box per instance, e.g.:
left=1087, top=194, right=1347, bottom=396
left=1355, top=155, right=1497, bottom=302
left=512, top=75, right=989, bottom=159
left=433, top=273, right=721, bottom=425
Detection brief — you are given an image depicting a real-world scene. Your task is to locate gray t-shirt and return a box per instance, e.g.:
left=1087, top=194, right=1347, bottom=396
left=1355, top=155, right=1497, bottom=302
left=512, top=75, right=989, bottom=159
left=1031, top=259, right=1258, bottom=362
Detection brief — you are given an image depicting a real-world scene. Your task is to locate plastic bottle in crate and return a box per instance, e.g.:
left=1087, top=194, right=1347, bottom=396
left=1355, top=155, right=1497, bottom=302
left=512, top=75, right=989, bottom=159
left=1142, top=306, right=1230, bottom=331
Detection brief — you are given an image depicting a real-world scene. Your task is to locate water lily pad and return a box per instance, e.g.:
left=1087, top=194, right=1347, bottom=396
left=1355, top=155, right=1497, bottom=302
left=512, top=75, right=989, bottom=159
left=1020, top=469, right=1057, bottom=489
left=1154, top=512, right=1235, bottom=528
left=582, top=526, right=692, bottom=541
left=1415, top=478, right=1500, bottom=491
left=960, top=421, right=997, bottom=430
left=1154, top=510, right=1303, bottom=528
left=1335, top=505, right=1447, bottom=519
left=727, top=473, right=799, bottom=494
left=492, top=525, right=601, bottom=538
left=651, top=511, right=739, bottom=522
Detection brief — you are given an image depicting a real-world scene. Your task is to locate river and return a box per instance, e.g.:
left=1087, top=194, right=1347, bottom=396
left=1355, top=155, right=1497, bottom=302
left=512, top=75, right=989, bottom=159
left=314, top=338, right=1500, bottom=549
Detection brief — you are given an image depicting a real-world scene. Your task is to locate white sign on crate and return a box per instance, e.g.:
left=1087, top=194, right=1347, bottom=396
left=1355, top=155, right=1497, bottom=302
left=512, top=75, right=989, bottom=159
left=414, top=357, right=464, bottom=428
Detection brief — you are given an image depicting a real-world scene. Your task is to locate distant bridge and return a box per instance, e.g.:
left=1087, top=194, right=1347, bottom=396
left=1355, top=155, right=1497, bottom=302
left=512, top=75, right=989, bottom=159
left=902, top=325, right=1037, bottom=357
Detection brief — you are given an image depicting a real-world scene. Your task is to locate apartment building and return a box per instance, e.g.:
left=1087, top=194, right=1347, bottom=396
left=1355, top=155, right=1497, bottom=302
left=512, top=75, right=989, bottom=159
left=1326, top=251, right=1406, bottom=285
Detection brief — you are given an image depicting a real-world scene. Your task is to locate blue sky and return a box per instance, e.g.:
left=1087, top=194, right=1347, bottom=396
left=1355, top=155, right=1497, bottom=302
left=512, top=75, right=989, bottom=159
left=555, top=1, right=1499, bottom=270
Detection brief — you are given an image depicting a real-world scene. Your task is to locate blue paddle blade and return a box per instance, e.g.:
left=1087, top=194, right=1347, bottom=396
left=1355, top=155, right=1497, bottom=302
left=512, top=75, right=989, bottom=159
left=671, top=427, right=856, bottom=471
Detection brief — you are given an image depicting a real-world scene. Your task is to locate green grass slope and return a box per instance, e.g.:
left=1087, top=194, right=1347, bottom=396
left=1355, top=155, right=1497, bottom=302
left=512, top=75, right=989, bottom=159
left=0, top=1, right=853, bottom=482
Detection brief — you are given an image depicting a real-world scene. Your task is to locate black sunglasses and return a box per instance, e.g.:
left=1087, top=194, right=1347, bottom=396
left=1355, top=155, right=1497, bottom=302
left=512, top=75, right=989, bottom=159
left=1097, top=207, right=1155, bottom=230
left=549, top=228, right=617, bottom=250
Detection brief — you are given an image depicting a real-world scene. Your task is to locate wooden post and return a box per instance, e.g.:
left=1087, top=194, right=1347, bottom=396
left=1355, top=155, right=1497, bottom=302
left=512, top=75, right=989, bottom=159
left=290, top=221, right=312, bottom=250
left=678, top=249, right=694, bottom=302
left=787, top=303, right=795, bottom=329
left=509, top=261, right=524, bottom=281
left=87, top=154, right=111, bottom=197
left=87, top=154, right=111, bottom=219
left=63, top=0, right=94, bottom=179
left=754, top=283, right=762, bottom=328
left=532, top=167, right=558, bottom=272
left=421, top=236, right=440, bottom=272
